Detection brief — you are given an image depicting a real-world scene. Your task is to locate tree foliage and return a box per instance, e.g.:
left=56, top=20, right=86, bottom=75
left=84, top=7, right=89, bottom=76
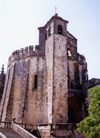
left=77, top=86, right=100, bottom=138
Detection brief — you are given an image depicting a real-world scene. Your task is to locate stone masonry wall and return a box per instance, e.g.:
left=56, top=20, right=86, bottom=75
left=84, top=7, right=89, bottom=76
left=23, top=56, right=48, bottom=124
left=45, top=34, right=54, bottom=124
left=52, top=34, right=68, bottom=123
left=1, top=63, right=15, bottom=121
left=17, top=59, right=29, bottom=123
left=0, top=45, right=49, bottom=124
left=68, top=56, right=88, bottom=89
left=11, top=60, right=25, bottom=122
left=4, top=56, right=49, bottom=124
left=0, top=69, right=10, bottom=120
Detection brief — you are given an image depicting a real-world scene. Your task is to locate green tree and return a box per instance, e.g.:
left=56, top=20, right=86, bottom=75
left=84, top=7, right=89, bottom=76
left=77, top=86, right=100, bottom=138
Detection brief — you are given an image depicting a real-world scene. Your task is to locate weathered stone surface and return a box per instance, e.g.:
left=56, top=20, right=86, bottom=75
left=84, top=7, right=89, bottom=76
left=1, top=64, right=15, bottom=121
left=17, top=59, right=29, bottom=123
left=0, top=65, right=5, bottom=102
left=82, top=78, right=100, bottom=90
left=0, top=127, right=23, bottom=138
left=0, top=14, right=98, bottom=137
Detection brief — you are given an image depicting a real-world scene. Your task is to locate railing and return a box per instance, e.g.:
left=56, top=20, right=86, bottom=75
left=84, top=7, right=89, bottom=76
left=12, top=118, right=40, bottom=137
left=0, top=121, right=11, bottom=128
left=12, top=118, right=35, bottom=130
left=11, top=118, right=37, bottom=138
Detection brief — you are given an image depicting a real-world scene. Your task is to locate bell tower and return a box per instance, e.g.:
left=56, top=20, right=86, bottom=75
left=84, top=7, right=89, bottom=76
left=39, top=14, right=69, bottom=124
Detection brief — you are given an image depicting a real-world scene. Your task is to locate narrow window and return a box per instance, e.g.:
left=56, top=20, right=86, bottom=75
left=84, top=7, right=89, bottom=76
left=68, top=76, right=71, bottom=89
left=34, top=75, right=38, bottom=89
left=67, top=41, right=71, bottom=56
left=67, top=48, right=71, bottom=56
left=58, top=25, right=63, bottom=35
left=45, top=30, right=47, bottom=40
left=48, top=27, right=51, bottom=37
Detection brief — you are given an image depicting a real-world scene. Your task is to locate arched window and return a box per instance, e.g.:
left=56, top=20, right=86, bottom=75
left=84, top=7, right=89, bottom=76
left=34, top=74, right=38, bottom=89
left=58, top=25, right=63, bottom=35
left=67, top=41, right=71, bottom=56
left=48, top=27, right=51, bottom=37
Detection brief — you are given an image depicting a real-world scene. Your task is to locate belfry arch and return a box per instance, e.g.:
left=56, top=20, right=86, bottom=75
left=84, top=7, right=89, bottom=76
left=67, top=41, right=71, bottom=56
left=68, top=97, right=84, bottom=123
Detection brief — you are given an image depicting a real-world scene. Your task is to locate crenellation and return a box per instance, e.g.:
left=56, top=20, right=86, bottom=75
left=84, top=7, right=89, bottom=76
left=29, top=45, right=34, bottom=52
left=12, top=51, right=16, bottom=56
left=25, top=46, right=28, bottom=52
left=7, top=45, right=44, bottom=67
left=35, top=45, right=39, bottom=51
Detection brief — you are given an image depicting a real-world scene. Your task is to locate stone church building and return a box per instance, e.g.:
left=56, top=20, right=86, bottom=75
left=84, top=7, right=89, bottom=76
left=0, top=14, right=99, bottom=137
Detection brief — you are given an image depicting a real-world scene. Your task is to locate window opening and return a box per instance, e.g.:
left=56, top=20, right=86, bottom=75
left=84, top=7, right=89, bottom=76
left=68, top=76, right=71, bottom=89
left=75, top=63, right=80, bottom=89
left=67, top=41, right=71, bottom=56
left=67, top=48, right=71, bottom=56
left=58, top=25, right=63, bottom=35
left=45, top=30, right=47, bottom=40
left=34, top=75, right=38, bottom=89
left=48, top=27, right=51, bottom=37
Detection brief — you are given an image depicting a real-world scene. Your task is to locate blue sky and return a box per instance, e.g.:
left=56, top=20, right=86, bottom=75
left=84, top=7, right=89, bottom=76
left=0, top=0, right=100, bottom=79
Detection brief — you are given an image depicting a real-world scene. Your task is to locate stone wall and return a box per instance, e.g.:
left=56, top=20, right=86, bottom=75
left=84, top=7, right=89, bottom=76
left=52, top=34, right=68, bottom=123
left=45, top=34, right=54, bottom=124
left=0, top=65, right=5, bottom=102
left=6, top=55, right=49, bottom=124
left=0, top=44, right=49, bottom=124
left=1, top=64, right=15, bottom=121
left=24, top=56, right=48, bottom=124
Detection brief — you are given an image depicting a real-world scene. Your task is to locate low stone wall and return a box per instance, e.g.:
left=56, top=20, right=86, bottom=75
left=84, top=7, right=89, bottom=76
left=37, top=125, right=51, bottom=137
left=11, top=122, right=37, bottom=138
left=37, top=124, right=86, bottom=138
left=8, top=45, right=44, bottom=67
left=0, top=132, right=7, bottom=138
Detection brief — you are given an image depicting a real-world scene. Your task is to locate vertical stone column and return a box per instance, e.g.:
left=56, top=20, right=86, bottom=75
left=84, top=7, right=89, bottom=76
left=0, top=69, right=10, bottom=120
left=1, top=64, right=15, bottom=121
left=17, top=59, right=29, bottom=123
left=52, top=34, right=68, bottom=123
left=45, top=35, right=54, bottom=124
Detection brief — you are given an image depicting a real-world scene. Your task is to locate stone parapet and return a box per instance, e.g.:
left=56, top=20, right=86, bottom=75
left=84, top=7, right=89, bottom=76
left=37, top=123, right=86, bottom=137
left=82, top=78, right=100, bottom=90
left=11, top=120, right=37, bottom=138
left=8, top=45, right=44, bottom=67
left=0, top=132, right=7, bottom=138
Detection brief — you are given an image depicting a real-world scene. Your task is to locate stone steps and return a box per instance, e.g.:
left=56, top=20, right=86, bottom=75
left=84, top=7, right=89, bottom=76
left=0, top=127, right=23, bottom=138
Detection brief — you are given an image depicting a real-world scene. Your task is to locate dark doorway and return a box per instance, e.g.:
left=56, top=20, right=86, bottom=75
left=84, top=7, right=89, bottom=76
left=68, top=105, right=74, bottom=123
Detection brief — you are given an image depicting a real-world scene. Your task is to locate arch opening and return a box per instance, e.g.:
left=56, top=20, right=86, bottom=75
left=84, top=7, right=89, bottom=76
left=68, top=105, right=74, bottom=123
left=58, top=25, right=63, bottom=35
left=67, top=41, right=71, bottom=56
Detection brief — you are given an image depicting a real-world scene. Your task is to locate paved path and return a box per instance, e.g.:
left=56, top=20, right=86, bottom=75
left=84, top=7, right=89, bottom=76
left=0, top=127, right=23, bottom=138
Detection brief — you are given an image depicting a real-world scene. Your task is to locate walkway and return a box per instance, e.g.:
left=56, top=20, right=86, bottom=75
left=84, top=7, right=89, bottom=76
left=0, top=127, right=23, bottom=138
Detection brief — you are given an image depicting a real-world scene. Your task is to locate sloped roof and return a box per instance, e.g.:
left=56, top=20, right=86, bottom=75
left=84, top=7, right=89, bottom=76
left=38, top=14, right=69, bottom=30
left=67, top=31, right=77, bottom=40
